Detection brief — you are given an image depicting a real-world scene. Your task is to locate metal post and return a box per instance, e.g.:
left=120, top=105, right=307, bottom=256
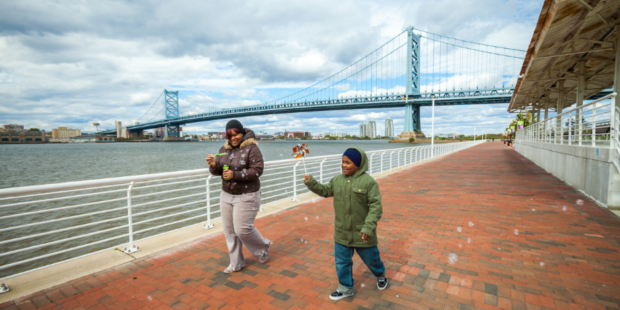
left=369, top=154, right=374, bottom=175
left=389, top=151, right=395, bottom=171
left=320, top=158, right=327, bottom=183
left=124, top=181, right=139, bottom=254
left=557, top=80, right=564, bottom=144
left=204, top=175, right=214, bottom=229
left=431, top=96, right=435, bottom=157
left=592, top=105, right=597, bottom=147
left=380, top=152, right=385, bottom=174
left=292, top=162, right=300, bottom=201
left=397, top=150, right=402, bottom=169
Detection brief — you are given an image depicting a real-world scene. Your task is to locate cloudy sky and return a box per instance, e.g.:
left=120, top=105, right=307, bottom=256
left=0, top=0, right=543, bottom=136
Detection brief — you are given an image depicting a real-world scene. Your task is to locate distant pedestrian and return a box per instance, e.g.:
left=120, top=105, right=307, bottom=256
left=304, top=148, right=387, bottom=300
left=206, top=119, right=271, bottom=273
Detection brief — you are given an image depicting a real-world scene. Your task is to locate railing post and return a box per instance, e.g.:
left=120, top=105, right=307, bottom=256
left=390, top=151, right=395, bottom=171
left=592, top=105, right=597, bottom=147
left=124, top=181, right=139, bottom=254
left=611, top=93, right=617, bottom=150
left=204, top=175, right=215, bottom=228
left=369, top=154, right=375, bottom=175
left=320, top=158, right=327, bottom=183
left=398, top=150, right=402, bottom=169
left=292, top=162, right=300, bottom=201
left=381, top=152, right=385, bottom=174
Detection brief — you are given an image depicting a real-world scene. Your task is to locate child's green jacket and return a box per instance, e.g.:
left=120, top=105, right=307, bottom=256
left=304, top=148, right=382, bottom=247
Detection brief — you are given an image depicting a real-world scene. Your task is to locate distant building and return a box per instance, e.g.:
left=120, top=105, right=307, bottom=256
left=359, top=123, right=367, bottom=137
left=0, top=130, right=47, bottom=143
left=255, top=134, right=274, bottom=140
left=284, top=131, right=306, bottom=138
left=52, top=127, right=82, bottom=140
left=2, top=124, right=24, bottom=131
left=436, top=133, right=458, bottom=139
left=367, top=119, right=377, bottom=138
left=385, top=117, right=394, bottom=138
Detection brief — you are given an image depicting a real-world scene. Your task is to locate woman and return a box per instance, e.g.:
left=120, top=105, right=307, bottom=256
left=206, top=119, right=271, bottom=273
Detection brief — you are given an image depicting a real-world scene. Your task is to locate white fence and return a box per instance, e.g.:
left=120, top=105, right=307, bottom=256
left=0, top=141, right=484, bottom=281
left=516, top=93, right=616, bottom=148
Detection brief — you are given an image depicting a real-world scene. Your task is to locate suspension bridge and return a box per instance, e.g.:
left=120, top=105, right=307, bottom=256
left=109, top=27, right=527, bottom=137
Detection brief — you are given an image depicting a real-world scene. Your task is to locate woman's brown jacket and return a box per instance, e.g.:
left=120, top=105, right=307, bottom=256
left=209, top=129, right=264, bottom=194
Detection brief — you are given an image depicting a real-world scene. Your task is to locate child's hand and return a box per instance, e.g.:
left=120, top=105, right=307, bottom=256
left=304, top=174, right=310, bottom=182
left=360, top=233, right=370, bottom=242
left=223, top=169, right=233, bottom=180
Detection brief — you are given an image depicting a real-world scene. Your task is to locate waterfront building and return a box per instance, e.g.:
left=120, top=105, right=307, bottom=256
left=0, top=130, right=47, bottom=143
left=359, top=123, right=367, bottom=137
left=367, top=119, right=377, bottom=139
left=2, top=124, right=24, bottom=131
left=52, top=127, right=81, bottom=139
left=284, top=131, right=306, bottom=138
left=385, top=117, right=394, bottom=138
left=255, top=133, right=274, bottom=140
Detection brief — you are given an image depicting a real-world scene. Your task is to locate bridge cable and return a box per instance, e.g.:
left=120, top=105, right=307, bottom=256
left=137, top=91, right=164, bottom=122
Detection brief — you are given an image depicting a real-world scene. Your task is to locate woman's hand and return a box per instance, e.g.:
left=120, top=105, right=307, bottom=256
left=206, top=154, right=216, bottom=168
left=304, top=174, right=310, bottom=182
left=360, top=233, right=370, bottom=242
left=223, top=169, right=233, bottom=180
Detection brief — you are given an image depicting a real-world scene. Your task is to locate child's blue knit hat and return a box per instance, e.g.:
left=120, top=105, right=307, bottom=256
left=343, top=149, right=362, bottom=168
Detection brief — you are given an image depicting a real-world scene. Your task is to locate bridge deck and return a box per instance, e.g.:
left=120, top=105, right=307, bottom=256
left=3, top=142, right=620, bottom=310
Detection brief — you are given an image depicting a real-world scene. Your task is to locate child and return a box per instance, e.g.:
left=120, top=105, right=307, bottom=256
left=304, top=148, right=387, bottom=300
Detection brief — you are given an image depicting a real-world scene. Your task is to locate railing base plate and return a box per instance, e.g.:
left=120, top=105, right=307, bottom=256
left=124, top=246, right=140, bottom=254
left=204, top=223, right=215, bottom=229
left=0, top=284, right=9, bottom=294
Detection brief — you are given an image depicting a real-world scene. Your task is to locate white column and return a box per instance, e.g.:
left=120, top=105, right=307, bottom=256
left=557, top=80, right=564, bottom=144
left=577, top=61, right=586, bottom=145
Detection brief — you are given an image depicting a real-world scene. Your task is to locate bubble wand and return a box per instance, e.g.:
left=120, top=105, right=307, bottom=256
left=292, top=143, right=310, bottom=174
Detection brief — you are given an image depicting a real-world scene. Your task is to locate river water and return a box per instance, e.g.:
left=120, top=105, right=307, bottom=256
left=0, top=140, right=425, bottom=189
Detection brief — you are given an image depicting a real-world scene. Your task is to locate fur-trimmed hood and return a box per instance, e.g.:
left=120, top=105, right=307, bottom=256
left=224, top=129, right=259, bottom=149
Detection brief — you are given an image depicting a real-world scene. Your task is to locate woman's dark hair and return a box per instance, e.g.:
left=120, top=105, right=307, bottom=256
left=226, top=128, right=242, bottom=139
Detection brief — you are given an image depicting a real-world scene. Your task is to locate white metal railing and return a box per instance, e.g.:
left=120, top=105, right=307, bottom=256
left=516, top=93, right=617, bottom=148
left=0, top=141, right=484, bottom=282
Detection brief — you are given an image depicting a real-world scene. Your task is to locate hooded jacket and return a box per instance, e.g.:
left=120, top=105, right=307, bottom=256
left=304, top=148, right=382, bottom=247
left=209, top=129, right=264, bottom=194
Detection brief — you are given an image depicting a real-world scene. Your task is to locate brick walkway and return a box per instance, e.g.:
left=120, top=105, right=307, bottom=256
left=2, top=142, right=620, bottom=310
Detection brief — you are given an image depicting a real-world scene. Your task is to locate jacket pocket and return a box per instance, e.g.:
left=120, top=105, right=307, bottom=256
left=352, top=187, right=368, bottom=206
left=335, top=221, right=343, bottom=232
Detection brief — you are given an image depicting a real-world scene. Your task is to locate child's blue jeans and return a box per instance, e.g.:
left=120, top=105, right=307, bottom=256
left=334, top=242, right=386, bottom=294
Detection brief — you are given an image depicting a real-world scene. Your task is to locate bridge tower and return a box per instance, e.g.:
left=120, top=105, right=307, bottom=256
left=403, top=27, right=422, bottom=135
left=164, top=89, right=180, bottom=138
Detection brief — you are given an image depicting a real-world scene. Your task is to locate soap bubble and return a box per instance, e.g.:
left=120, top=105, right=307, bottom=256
left=256, top=173, right=259, bottom=176
left=562, top=206, right=567, bottom=211
left=539, top=262, right=545, bottom=266
left=241, top=154, right=245, bottom=158
left=304, top=241, right=307, bottom=244
left=576, top=199, right=584, bottom=205
left=498, top=248, right=502, bottom=250
left=301, top=238, right=304, bottom=242
left=456, top=227, right=462, bottom=232
left=396, top=295, right=399, bottom=298
left=459, top=244, right=462, bottom=248
left=514, top=229, right=519, bottom=235
left=304, top=217, right=308, bottom=221
left=316, top=216, right=319, bottom=219
left=280, top=154, right=283, bottom=157
left=468, top=222, right=474, bottom=227
left=531, top=208, right=536, bottom=212
left=245, top=185, right=247, bottom=188
left=448, top=253, right=459, bottom=265
left=361, top=284, right=365, bottom=288
left=243, top=168, right=247, bottom=173
left=467, top=238, right=471, bottom=244
left=147, top=296, right=152, bottom=301
left=240, top=160, right=246, bottom=165
left=230, top=154, right=235, bottom=159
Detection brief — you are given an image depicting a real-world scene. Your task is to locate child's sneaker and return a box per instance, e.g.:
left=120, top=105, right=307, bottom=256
left=377, top=278, right=388, bottom=290
left=329, top=290, right=354, bottom=300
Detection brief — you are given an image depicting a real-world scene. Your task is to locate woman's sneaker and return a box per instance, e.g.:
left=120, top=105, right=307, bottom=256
left=377, top=278, right=388, bottom=290
left=260, top=241, right=272, bottom=263
left=329, top=290, right=354, bottom=300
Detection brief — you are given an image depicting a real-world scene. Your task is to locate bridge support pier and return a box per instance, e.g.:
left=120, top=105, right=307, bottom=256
left=165, top=124, right=180, bottom=138
left=401, top=104, right=424, bottom=139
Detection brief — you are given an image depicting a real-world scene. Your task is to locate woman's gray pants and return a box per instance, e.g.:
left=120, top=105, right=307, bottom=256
left=220, top=191, right=270, bottom=271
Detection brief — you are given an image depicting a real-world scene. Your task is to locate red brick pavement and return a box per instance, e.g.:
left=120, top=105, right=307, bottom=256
left=2, top=142, right=620, bottom=310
